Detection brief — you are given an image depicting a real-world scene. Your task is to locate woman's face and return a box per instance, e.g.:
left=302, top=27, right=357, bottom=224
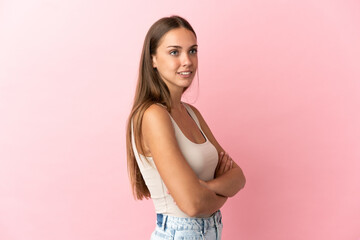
left=152, top=27, right=198, bottom=93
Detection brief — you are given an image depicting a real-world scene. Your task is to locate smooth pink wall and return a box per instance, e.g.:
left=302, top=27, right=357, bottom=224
left=1, top=0, right=359, bottom=239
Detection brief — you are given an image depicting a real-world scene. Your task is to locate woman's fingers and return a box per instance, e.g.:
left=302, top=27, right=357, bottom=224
left=224, top=153, right=232, bottom=171
left=215, top=152, right=223, bottom=178
left=218, top=154, right=226, bottom=173
left=221, top=153, right=233, bottom=172
left=225, top=155, right=232, bottom=172
left=199, top=179, right=208, bottom=188
left=216, top=152, right=224, bottom=171
left=215, top=152, right=233, bottom=178
left=218, top=152, right=229, bottom=174
left=216, top=152, right=224, bottom=172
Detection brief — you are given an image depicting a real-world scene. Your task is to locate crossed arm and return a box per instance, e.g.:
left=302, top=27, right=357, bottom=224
left=202, top=152, right=246, bottom=197
left=189, top=105, right=246, bottom=198
left=140, top=104, right=246, bottom=217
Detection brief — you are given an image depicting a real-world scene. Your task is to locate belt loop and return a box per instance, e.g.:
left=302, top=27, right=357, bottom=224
left=202, top=219, right=206, bottom=235
left=162, top=215, right=168, bottom=230
left=213, top=213, right=219, bottom=240
left=214, top=210, right=221, bottom=240
left=215, top=220, right=219, bottom=239
left=201, top=219, right=205, bottom=240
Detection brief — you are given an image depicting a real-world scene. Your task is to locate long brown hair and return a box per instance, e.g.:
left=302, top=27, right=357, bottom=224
left=126, top=16, right=197, bottom=200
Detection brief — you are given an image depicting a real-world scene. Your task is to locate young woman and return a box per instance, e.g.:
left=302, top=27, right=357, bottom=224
left=126, top=15, right=246, bottom=240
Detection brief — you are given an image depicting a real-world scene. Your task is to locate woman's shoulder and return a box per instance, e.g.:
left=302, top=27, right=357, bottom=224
left=144, top=102, right=168, bottom=115
left=132, top=103, right=169, bottom=127
left=142, top=103, right=172, bottom=126
left=141, top=103, right=176, bottom=149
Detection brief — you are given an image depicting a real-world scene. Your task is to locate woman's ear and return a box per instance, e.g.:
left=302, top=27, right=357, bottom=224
left=152, top=55, right=157, bottom=69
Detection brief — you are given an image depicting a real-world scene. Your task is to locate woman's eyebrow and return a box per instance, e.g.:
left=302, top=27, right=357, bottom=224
left=166, top=44, right=198, bottom=49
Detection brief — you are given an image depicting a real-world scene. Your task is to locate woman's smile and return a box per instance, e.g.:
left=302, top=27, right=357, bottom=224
left=177, top=71, right=193, bottom=78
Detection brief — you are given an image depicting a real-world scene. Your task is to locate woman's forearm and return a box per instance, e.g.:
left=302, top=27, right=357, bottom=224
left=193, top=187, right=228, bottom=217
left=207, top=167, right=246, bottom=197
left=173, top=179, right=228, bottom=217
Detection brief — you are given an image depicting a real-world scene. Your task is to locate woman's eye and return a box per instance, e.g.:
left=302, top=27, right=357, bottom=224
left=170, top=50, right=179, bottom=56
left=190, top=49, right=198, bottom=54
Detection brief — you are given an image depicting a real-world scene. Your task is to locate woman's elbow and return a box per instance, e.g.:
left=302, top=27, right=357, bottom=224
left=178, top=199, right=202, bottom=217
left=176, top=192, right=212, bottom=217
left=184, top=207, right=200, bottom=218
left=238, top=172, right=246, bottom=191
left=231, top=171, right=246, bottom=197
left=237, top=168, right=246, bottom=189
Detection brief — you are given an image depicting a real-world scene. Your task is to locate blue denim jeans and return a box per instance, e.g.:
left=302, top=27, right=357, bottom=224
left=150, top=210, right=223, bottom=240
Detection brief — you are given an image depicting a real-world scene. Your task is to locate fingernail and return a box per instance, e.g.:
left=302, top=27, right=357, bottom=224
left=220, top=152, right=224, bottom=155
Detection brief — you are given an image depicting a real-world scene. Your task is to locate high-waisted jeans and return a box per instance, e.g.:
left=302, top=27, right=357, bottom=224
left=150, top=210, right=223, bottom=240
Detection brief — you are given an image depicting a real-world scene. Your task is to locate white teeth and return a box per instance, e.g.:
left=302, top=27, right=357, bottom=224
left=179, top=72, right=191, bottom=75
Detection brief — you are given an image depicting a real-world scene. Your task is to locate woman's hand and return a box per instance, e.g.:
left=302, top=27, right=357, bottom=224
left=214, top=152, right=233, bottom=178
left=199, top=179, right=208, bottom=188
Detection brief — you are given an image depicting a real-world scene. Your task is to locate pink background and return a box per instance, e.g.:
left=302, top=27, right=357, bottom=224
left=1, top=0, right=359, bottom=239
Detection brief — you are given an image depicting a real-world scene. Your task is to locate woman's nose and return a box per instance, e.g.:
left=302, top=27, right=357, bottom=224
left=181, top=53, right=192, bottom=66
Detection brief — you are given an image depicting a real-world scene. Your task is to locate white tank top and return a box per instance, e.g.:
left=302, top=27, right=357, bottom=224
left=131, top=102, right=219, bottom=217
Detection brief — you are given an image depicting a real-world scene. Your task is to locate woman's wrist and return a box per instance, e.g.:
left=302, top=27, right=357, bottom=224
left=199, top=178, right=220, bottom=195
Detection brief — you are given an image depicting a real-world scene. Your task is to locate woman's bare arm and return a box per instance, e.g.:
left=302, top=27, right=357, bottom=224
left=188, top=104, right=246, bottom=197
left=206, top=160, right=246, bottom=197
left=141, top=104, right=227, bottom=217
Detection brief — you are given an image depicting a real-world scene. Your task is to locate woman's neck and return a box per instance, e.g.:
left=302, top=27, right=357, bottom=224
left=169, top=89, right=184, bottom=112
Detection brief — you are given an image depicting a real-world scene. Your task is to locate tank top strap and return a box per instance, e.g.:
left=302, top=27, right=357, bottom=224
left=182, top=102, right=202, bottom=130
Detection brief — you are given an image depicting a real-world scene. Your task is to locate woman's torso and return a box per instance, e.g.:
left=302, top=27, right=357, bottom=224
left=131, top=102, right=218, bottom=217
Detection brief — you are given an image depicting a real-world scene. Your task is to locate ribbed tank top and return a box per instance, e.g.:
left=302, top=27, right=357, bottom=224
left=131, top=102, right=218, bottom=217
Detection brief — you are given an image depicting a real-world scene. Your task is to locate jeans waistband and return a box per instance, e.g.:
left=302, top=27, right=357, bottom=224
left=156, top=210, right=222, bottom=231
